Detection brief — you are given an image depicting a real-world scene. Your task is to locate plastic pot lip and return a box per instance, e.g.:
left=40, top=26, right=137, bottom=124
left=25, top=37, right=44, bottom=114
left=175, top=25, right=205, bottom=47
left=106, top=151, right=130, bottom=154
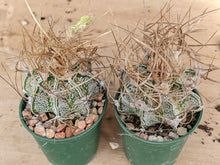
left=19, top=92, right=108, bottom=143
left=114, top=89, right=203, bottom=144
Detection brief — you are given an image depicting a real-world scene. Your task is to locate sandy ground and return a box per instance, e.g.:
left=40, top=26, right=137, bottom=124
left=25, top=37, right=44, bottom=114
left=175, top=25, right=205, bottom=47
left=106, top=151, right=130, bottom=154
left=0, top=0, right=220, bottom=165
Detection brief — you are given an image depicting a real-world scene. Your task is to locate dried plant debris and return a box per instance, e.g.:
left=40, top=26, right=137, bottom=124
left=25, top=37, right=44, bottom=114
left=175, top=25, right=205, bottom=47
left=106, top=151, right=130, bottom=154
left=0, top=1, right=109, bottom=138
left=110, top=5, right=220, bottom=141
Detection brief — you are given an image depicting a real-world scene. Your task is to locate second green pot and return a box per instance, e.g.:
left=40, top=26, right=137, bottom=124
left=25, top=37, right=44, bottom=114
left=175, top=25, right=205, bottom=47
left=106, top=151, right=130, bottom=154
left=114, top=92, right=202, bottom=165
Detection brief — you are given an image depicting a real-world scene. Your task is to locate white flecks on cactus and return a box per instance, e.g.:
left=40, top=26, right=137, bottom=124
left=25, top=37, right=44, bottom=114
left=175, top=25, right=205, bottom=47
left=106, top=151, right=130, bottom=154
left=117, top=67, right=202, bottom=128
left=24, top=71, right=101, bottom=117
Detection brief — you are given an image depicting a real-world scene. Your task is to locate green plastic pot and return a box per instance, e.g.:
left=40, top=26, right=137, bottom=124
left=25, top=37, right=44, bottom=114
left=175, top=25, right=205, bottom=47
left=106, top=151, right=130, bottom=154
left=114, top=90, right=202, bottom=165
left=19, top=93, right=108, bottom=165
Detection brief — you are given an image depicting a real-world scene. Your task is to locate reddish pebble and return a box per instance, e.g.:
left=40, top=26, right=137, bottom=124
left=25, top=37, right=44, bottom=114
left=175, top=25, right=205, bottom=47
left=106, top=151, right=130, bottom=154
left=85, top=115, right=94, bottom=124
left=97, top=93, right=103, bottom=101
left=56, top=124, right=66, bottom=132
left=139, top=133, right=148, bottom=140
left=22, top=110, right=32, bottom=118
left=92, top=114, right=99, bottom=122
left=147, top=126, right=157, bottom=132
left=55, top=132, right=65, bottom=139
left=34, top=125, right=46, bottom=136
left=73, top=129, right=84, bottom=136
left=97, top=102, right=104, bottom=107
left=46, top=129, right=55, bottom=139
left=38, top=113, right=48, bottom=122
left=86, top=123, right=93, bottom=130
left=28, top=125, right=34, bottom=131
left=98, top=107, right=103, bottom=115
left=65, top=127, right=73, bottom=138
left=28, top=119, right=39, bottom=126
left=77, top=120, right=86, bottom=129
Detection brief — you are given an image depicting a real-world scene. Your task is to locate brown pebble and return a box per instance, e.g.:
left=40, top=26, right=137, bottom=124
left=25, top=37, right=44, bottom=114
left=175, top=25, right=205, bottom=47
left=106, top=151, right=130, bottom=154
left=28, top=125, right=34, bottom=131
left=126, top=123, right=135, bottom=130
left=56, top=124, right=66, bottom=132
left=77, top=120, right=86, bottom=129
left=28, top=119, right=39, bottom=126
left=65, top=127, right=73, bottom=138
left=86, top=123, right=93, bottom=129
left=55, top=132, right=65, bottom=139
left=97, top=102, right=104, bottom=107
left=73, top=129, right=85, bottom=136
left=46, top=129, right=55, bottom=138
left=34, top=125, right=46, bottom=136
left=71, top=127, right=76, bottom=134
left=147, top=126, right=157, bottom=132
left=43, top=121, right=52, bottom=129
left=92, top=114, right=99, bottom=122
left=38, top=113, right=48, bottom=122
left=22, top=110, right=32, bottom=118
left=134, top=132, right=140, bottom=136
left=97, top=93, right=103, bottom=101
left=86, top=115, right=94, bottom=124
left=91, top=107, right=98, bottom=114
left=139, top=133, right=148, bottom=140
left=31, top=116, right=38, bottom=120
left=98, top=107, right=103, bottom=115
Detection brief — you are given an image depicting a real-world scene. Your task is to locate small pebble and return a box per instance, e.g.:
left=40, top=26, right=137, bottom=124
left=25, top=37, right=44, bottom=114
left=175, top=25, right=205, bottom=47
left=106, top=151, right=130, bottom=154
left=97, top=93, right=103, bottom=101
left=55, top=132, right=65, bottom=139
left=48, top=113, right=55, bottom=119
left=97, top=102, right=104, bottom=107
left=86, top=123, right=93, bottom=129
left=163, top=136, right=170, bottom=141
left=56, top=124, right=66, bottom=132
left=77, top=120, right=86, bottom=129
left=98, top=107, right=103, bottom=115
left=31, top=116, right=38, bottom=120
left=22, top=110, right=32, bottom=118
left=38, top=113, right=48, bottom=122
left=177, top=127, right=187, bottom=136
left=148, top=135, right=158, bottom=141
left=28, top=119, right=39, bottom=126
left=65, top=127, right=73, bottom=138
left=34, top=125, right=46, bottom=136
left=73, top=129, right=84, bottom=136
left=92, top=114, right=99, bottom=122
left=139, top=133, right=148, bottom=140
left=68, top=114, right=75, bottom=119
left=35, top=121, right=42, bottom=126
left=126, top=123, right=135, bottom=130
left=92, top=101, right=97, bottom=107
left=169, top=132, right=179, bottom=139
left=187, top=125, right=192, bottom=130
left=43, top=122, right=52, bottom=129
left=91, top=107, right=97, bottom=114
left=86, top=115, right=94, bottom=124
left=28, top=125, right=34, bottom=131
left=109, top=142, right=119, bottom=150
left=50, top=126, right=57, bottom=132
left=21, top=19, right=29, bottom=26
left=46, top=129, right=55, bottom=139
left=147, top=126, right=157, bottom=132
left=157, top=136, right=164, bottom=142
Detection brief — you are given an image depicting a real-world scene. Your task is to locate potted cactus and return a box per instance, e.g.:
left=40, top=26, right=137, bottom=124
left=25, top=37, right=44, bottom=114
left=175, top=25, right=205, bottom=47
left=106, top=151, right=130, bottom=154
left=1, top=11, right=108, bottom=165
left=110, top=6, right=219, bottom=165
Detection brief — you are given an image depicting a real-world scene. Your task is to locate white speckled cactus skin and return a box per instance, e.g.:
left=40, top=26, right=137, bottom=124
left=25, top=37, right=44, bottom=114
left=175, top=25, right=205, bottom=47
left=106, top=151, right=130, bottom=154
left=24, top=70, right=101, bottom=117
left=116, top=66, right=202, bottom=128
